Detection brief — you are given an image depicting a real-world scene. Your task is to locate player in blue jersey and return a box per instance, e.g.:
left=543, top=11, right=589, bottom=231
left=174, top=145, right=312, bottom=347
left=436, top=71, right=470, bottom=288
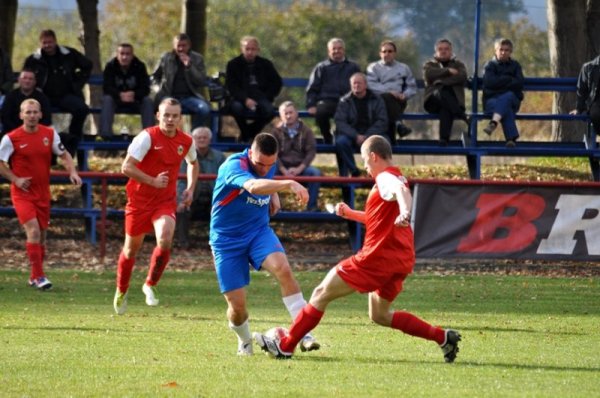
left=210, top=132, right=320, bottom=356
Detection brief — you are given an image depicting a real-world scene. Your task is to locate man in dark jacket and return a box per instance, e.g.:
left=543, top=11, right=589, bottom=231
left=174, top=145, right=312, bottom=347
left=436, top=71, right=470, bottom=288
left=334, top=72, right=387, bottom=177
left=571, top=54, right=600, bottom=136
left=23, top=29, right=92, bottom=157
left=306, top=38, right=361, bottom=144
left=2, top=68, right=52, bottom=136
left=481, top=38, right=524, bottom=147
left=423, top=38, right=468, bottom=145
left=226, top=36, right=282, bottom=143
left=100, top=43, right=153, bottom=140
left=151, top=33, right=210, bottom=130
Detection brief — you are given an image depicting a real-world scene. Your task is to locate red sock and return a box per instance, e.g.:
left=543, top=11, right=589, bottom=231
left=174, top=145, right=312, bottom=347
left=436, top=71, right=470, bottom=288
left=391, top=311, right=446, bottom=345
left=280, top=303, right=324, bottom=352
left=145, top=247, right=170, bottom=286
left=116, top=251, right=136, bottom=293
left=26, top=242, right=44, bottom=279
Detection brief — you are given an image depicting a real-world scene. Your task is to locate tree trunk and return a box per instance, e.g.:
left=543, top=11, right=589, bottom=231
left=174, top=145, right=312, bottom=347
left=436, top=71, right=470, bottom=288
left=76, top=0, right=102, bottom=134
left=548, top=0, right=600, bottom=141
left=0, top=0, right=18, bottom=58
left=181, top=0, right=208, bottom=55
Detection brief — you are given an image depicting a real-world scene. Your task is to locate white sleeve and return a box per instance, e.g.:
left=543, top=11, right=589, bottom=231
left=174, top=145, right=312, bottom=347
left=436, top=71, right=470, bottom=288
left=376, top=171, right=409, bottom=201
left=127, top=130, right=152, bottom=161
left=185, top=144, right=197, bottom=163
left=51, top=129, right=66, bottom=155
left=0, top=135, right=14, bottom=162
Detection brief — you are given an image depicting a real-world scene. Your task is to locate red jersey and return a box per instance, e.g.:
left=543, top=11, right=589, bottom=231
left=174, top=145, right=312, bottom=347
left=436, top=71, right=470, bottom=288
left=2, top=125, right=60, bottom=203
left=125, top=126, right=193, bottom=211
left=352, top=166, right=415, bottom=274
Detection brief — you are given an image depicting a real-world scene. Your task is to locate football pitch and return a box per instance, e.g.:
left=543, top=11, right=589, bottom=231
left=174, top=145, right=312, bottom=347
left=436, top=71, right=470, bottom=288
left=1, top=269, right=599, bottom=397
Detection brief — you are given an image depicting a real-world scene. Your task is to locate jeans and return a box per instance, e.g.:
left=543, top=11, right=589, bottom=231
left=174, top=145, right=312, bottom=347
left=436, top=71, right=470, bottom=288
left=484, top=91, right=521, bottom=140
left=424, top=86, right=466, bottom=141
left=100, top=95, right=154, bottom=136
left=179, top=96, right=211, bottom=129
left=335, top=134, right=359, bottom=177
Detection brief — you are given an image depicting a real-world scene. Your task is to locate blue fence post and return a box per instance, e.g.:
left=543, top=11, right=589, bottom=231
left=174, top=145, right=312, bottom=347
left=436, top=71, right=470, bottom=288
left=470, top=0, right=482, bottom=149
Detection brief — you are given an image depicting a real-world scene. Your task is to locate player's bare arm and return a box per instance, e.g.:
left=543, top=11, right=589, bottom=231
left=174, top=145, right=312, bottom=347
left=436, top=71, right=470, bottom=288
left=269, top=193, right=281, bottom=216
left=121, top=154, right=169, bottom=188
left=334, top=202, right=366, bottom=224
left=181, top=159, right=199, bottom=207
left=59, top=151, right=82, bottom=186
left=0, top=161, right=32, bottom=191
left=243, top=179, right=308, bottom=205
left=391, top=178, right=412, bottom=227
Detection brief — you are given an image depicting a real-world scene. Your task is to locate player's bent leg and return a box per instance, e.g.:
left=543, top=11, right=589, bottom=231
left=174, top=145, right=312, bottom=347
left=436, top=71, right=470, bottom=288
left=261, top=251, right=301, bottom=297
left=143, top=215, right=175, bottom=305
left=310, top=267, right=355, bottom=311
left=224, top=288, right=253, bottom=355
left=368, top=292, right=394, bottom=327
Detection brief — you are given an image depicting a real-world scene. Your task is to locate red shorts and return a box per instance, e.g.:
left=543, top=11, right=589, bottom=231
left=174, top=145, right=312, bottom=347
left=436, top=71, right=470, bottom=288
left=13, top=198, right=50, bottom=229
left=336, top=257, right=409, bottom=302
left=125, top=203, right=176, bottom=237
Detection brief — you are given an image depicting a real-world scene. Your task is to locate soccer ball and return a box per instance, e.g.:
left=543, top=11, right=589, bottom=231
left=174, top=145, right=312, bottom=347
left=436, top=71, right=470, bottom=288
left=264, top=326, right=289, bottom=343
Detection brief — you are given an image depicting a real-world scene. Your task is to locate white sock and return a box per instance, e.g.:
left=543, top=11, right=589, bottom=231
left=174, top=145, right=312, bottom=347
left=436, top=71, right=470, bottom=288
left=282, top=293, right=314, bottom=340
left=229, top=319, right=252, bottom=344
left=282, top=292, right=306, bottom=320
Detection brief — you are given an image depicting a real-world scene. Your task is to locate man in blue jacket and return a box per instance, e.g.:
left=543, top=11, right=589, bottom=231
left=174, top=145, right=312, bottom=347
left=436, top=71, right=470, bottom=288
left=481, top=38, right=524, bottom=148
left=306, top=38, right=361, bottom=144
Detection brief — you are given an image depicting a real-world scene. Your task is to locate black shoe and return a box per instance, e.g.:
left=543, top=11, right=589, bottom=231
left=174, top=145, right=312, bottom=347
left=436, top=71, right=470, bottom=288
left=483, top=121, right=498, bottom=135
left=505, top=139, right=516, bottom=148
left=438, top=138, right=449, bottom=147
left=396, top=121, right=412, bottom=137
left=440, top=329, right=461, bottom=363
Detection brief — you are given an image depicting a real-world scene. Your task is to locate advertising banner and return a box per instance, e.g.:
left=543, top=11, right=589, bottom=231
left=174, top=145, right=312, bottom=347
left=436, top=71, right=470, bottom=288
left=413, top=182, right=600, bottom=260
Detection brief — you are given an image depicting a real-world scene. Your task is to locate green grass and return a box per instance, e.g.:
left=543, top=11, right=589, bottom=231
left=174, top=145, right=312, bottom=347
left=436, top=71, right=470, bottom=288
left=1, top=270, right=599, bottom=397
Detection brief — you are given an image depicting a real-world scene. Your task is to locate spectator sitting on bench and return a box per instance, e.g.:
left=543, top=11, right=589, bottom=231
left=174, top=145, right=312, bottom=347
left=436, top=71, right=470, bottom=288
left=570, top=54, right=600, bottom=137
left=481, top=38, right=524, bottom=148
left=23, top=29, right=92, bottom=158
left=100, top=43, right=154, bottom=140
left=2, top=68, right=52, bottom=137
left=226, top=36, right=282, bottom=143
left=423, top=38, right=468, bottom=146
left=366, top=39, right=416, bottom=143
left=271, top=101, right=322, bottom=212
left=175, top=127, right=226, bottom=249
left=334, top=72, right=387, bottom=178
left=306, top=38, right=361, bottom=145
left=152, top=33, right=210, bottom=130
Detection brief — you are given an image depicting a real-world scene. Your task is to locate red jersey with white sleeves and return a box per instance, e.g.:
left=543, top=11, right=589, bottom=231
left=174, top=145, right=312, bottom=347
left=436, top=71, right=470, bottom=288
left=0, top=125, right=64, bottom=203
left=125, top=126, right=195, bottom=211
left=351, top=166, right=415, bottom=274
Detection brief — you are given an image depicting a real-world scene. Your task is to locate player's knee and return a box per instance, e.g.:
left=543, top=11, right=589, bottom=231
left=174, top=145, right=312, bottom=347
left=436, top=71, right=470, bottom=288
left=369, top=310, right=391, bottom=327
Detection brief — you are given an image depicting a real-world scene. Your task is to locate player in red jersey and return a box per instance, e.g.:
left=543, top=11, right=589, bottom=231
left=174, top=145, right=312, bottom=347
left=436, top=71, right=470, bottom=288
left=113, top=97, right=199, bottom=315
left=0, top=99, right=81, bottom=290
left=254, top=135, right=462, bottom=362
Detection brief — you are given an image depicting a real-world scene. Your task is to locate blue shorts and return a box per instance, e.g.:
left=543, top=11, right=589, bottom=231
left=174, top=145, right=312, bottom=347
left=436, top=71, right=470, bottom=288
left=212, top=226, right=285, bottom=293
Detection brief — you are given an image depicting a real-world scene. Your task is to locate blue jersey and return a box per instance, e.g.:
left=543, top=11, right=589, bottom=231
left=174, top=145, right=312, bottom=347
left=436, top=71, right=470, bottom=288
left=209, top=149, right=276, bottom=249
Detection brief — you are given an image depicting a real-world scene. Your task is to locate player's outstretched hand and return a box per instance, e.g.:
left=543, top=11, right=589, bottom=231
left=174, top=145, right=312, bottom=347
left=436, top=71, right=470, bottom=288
left=289, top=181, right=308, bottom=205
left=154, top=171, right=169, bottom=188
left=334, top=202, right=349, bottom=218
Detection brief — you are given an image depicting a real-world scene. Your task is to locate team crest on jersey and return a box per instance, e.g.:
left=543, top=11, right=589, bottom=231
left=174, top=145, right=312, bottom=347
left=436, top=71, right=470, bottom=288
left=43, top=137, right=50, bottom=146
left=177, top=145, right=184, bottom=155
